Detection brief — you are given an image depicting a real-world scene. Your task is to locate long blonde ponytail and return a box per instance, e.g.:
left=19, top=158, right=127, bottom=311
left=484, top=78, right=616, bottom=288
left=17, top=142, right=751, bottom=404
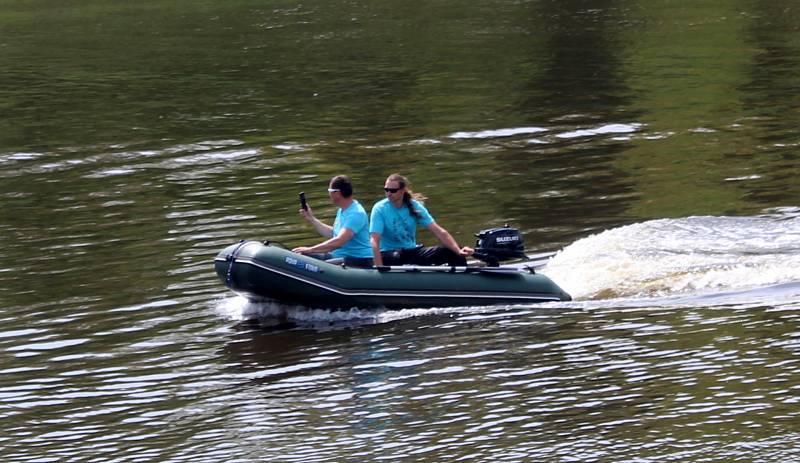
left=387, top=173, right=426, bottom=219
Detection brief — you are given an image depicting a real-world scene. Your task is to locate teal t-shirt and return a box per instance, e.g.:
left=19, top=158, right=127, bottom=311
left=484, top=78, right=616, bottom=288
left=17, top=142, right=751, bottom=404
left=331, top=200, right=373, bottom=259
left=369, top=198, right=435, bottom=251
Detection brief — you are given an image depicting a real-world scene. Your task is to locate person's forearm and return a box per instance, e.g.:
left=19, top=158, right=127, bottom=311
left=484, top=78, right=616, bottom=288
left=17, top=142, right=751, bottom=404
left=309, top=217, right=333, bottom=238
left=370, top=235, right=383, bottom=266
left=439, top=232, right=462, bottom=254
left=432, top=227, right=462, bottom=254
left=307, top=234, right=348, bottom=253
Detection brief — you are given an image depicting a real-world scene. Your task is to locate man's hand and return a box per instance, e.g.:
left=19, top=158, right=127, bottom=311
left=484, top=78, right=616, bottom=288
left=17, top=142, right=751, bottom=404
left=298, top=205, right=315, bottom=222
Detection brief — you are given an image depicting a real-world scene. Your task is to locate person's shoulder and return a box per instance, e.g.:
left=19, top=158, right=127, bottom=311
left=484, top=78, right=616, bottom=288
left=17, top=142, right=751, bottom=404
left=411, top=199, right=435, bottom=224
left=372, top=198, right=391, bottom=211
left=411, top=199, right=431, bottom=213
left=351, top=200, right=368, bottom=214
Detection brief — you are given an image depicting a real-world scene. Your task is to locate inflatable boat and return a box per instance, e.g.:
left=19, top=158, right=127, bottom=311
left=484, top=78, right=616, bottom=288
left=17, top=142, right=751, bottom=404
left=214, top=227, right=571, bottom=309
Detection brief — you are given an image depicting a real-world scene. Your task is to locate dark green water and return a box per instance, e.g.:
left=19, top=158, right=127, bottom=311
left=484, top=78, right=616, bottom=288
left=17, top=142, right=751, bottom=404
left=2, top=1, right=800, bottom=461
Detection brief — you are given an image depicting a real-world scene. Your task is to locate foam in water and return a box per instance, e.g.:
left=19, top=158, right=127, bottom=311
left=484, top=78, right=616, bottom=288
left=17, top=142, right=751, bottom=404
left=213, top=295, right=454, bottom=325
left=555, top=123, right=643, bottom=139
left=448, top=127, right=548, bottom=139
left=543, top=214, right=800, bottom=300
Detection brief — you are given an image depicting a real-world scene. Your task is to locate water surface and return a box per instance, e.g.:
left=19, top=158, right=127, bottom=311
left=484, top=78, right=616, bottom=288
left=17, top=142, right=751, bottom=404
left=1, top=1, right=800, bottom=461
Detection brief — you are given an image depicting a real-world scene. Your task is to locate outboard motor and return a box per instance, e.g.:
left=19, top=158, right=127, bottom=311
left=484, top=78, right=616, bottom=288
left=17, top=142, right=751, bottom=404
left=473, top=225, right=527, bottom=266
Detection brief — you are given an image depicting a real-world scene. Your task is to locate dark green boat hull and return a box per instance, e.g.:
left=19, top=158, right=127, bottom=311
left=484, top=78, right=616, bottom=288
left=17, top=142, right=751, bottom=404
left=214, top=241, right=571, bottom=309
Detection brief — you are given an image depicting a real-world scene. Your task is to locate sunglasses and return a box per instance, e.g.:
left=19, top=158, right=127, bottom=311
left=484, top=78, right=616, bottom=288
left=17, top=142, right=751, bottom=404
left=384, top=187, right=401, bottom=193
left=327, top=188, right=340, bottom=193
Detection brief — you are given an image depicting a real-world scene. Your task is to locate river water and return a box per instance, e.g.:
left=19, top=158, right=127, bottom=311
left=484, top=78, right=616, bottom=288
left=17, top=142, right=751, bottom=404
left=2, top=1, right=800, bottom=461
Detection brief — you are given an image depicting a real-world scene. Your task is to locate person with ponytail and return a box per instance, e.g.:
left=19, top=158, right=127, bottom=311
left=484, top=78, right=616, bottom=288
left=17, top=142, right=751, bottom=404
left=369, top=173, right=474, bottom=267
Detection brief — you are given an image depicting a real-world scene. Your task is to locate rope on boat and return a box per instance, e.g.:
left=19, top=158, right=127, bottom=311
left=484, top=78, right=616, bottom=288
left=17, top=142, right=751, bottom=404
left=225, top=240, right=249, bottom=287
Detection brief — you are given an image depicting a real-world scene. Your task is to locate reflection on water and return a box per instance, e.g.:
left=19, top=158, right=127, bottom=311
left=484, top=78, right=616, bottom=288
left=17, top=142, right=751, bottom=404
left=2, top=0, right=800, bottom=461
left=51, top=302, right=794, bottom=462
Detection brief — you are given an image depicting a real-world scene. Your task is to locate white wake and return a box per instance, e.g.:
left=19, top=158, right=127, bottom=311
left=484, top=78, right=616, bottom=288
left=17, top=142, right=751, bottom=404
left=542, top=213, right=800, bottom=300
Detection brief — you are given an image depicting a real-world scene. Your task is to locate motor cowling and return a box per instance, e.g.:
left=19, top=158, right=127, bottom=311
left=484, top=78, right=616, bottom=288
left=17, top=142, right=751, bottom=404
left=473, top=225, right=527, bottom=266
